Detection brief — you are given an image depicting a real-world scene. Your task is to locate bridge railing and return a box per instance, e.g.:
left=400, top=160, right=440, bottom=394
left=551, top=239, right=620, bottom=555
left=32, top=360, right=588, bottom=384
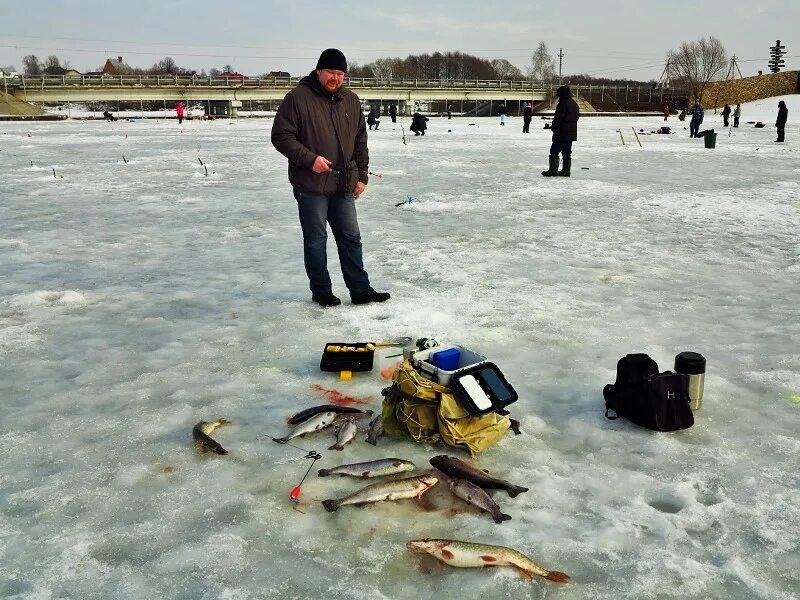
left=10, top=74, right=558, bottom=91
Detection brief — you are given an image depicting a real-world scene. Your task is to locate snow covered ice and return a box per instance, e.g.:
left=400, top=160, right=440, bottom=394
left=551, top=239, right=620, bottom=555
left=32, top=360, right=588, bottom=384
left=1, top=96, right=799, bottom=599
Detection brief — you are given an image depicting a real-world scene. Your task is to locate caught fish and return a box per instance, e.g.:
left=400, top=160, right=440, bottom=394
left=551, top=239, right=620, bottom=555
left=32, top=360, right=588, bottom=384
left=365, top=414, right=384, bottom=445
left=449, top=478, right=511, bottom=524
left=318, top=458, right=416, bottom=479
left=322, top=474, right=438, bottom=512
left=406, top=539, right=570, bottom=583
left=192, top=419, right=231, bottom=455
left=430, top=455, right=528, bottom=497
left=273, top=411, right=338, bottom=444
left=287, top=404, right=373, bottom=425
left=328, top=419, right=358, bottom=451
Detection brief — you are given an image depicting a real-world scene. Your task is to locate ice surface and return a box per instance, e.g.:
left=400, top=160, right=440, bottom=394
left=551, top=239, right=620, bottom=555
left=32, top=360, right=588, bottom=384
left=1, top=95, right=799, bottom=599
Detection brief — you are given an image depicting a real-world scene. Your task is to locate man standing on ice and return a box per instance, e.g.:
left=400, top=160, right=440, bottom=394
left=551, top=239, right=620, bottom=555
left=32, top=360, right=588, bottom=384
left=271, top=48, right=390, bottom=307
left=775, top=100, right=788, bottom=142
left=541, top=85, right=579, bottom=177
left=689, top=100, right=703, bottom=138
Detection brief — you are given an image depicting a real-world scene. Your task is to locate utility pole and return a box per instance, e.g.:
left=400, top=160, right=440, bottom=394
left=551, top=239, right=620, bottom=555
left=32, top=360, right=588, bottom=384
left=725, top=56, right=743, bottom=80
left=558, top=48, right=564, bottom=82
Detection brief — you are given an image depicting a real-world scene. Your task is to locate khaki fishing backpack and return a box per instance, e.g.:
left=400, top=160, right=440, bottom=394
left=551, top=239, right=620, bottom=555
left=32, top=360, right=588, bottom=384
left=381, top=360, right=510, bottom=455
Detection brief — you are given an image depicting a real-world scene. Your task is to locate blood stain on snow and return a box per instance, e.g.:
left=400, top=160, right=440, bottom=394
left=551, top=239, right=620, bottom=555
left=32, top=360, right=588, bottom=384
left=310, top=384, right=371, bottom=406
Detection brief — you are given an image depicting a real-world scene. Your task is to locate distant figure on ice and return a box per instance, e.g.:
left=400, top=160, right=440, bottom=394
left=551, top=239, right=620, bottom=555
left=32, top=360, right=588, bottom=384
left=522, top=102, right=532, bottom=133
left=389, top=104, right=397, bottom=123
left=775, top=100, right=788, bottom=142
left=271, top=48, right=390, bottom=307
left=102, top=110, right=117, bottom=122
left=689, top=101, right=704, bottom=138
left=176, top=101, right=185, bottom=125
left=541, top=85, right=579, bottom=178
left=733, top=103, right=741, bottom=128
left=721, top=104, right=732, bottom=127
left=367, top=108, right=380, bottom=130
left=498, top=104, right=506, bottom=126
left=447, top=104, right=453, bottom=119
left=663, top=105, right=670, bottom=121
left=410, top=111, right=428, bottom=136
left=678, top=108, right=686, bottom=121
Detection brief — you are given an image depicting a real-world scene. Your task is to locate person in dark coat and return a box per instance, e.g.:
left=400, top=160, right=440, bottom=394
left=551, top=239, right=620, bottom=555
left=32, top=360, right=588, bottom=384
left=367, top=107, right=380, bottom=130
left=389, top=104, right=397, bottom=123
left=775, top=100, right=788, bottom=142
left=721, top=104, right=731, bottom=127
left=447, top=104, right=453, bottom=119
left=541, top=85, right=580, bottom=177
left=689, top=101, right=704, bottom=137
left=271, top=48, right=390, bottom=307
left=410, top=111, right=429, bottom=136
left=522, top=102, right=532, bottom=133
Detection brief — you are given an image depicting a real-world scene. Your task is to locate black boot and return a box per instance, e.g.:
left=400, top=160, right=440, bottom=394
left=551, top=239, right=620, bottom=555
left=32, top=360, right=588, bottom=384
left=558, top=158, right=571, bottom=177
left=541, top=156, right=559, bottom=177
left=312, top=292, right=341, bottom=307
left=351, top=289, right=391, bottom=305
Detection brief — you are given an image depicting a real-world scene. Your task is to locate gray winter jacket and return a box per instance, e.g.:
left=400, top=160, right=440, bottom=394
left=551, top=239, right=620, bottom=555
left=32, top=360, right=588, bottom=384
left=271, top=72, right=369, bottom=196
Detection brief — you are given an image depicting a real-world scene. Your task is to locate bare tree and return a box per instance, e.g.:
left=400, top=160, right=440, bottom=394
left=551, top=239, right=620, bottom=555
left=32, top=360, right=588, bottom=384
left=667, top=36, right=728, bottom=102
left=22, top=54, right=41, bottom=75
left=151, top=56, right=179, bottom=74
left=222, top=64, right=234, bottom=73
left=491, top=59, right=524, bottom=80
left=43, top=55, right=62, bottom=69
left=529, top=42, right=556, bottom=82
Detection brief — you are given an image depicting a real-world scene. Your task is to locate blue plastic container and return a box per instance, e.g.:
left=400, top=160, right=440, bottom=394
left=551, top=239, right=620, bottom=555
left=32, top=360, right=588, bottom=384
left=431, top=348, right=461, bottom=371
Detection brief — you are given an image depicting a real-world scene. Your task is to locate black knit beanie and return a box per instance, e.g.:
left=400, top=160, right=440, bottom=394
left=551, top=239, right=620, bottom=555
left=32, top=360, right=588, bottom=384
left=316, top=48, right=348, bottom=72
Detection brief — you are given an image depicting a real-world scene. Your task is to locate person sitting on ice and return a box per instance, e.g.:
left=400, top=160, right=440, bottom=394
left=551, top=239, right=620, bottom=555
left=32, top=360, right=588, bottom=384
left=102, top=110, right=117, bottom=122
left=367, top=108, right=380, bottom=130
left=410, top=111, right=428, bottom=136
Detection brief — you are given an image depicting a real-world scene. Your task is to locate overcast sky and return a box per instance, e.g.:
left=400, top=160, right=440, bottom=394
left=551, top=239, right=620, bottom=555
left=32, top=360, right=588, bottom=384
left=1, top=0, right=797, bottom=79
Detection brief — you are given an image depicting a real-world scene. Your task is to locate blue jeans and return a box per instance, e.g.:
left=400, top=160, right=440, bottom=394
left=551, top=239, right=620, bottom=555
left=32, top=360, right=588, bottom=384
left=549, top=140, right=573, bottom=159
left=293, top=188, right=371, bottom=296
left=690, top=119, right=701, bottom=137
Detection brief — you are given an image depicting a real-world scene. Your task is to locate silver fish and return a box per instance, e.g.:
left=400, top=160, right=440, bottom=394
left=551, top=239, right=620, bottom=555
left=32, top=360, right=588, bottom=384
left=322, top=474, right=438, bottom=512
left=449, top=478, right=511, bottom=524
left=318, top=458, right=416, bottom=479
left=406, top=539, right=570, bottom=583
left=328, top=419, right=358, bottom=451
left=273, top=411, right=337, bottom=443
left=365, top=414, right=384, bottom=445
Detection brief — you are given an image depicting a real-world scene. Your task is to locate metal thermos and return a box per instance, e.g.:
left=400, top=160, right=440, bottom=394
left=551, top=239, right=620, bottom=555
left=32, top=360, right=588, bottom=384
left=674, top=352, right=706, bottom=410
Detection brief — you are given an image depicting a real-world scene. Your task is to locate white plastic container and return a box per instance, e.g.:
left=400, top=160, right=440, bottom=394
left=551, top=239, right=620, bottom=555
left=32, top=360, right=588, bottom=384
left=411, top=345, right=487, bottom=385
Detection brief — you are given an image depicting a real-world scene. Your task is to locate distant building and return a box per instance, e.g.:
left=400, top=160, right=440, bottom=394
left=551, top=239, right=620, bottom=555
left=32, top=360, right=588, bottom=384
left=41, top=65, right=68, bottom=75
left=102, top=56, right=134, bottom=75
left=220, top=71, right=248, bottom=80
left=42, top=67, right=83, bottom=79
left=266, top=71, right=291, bottom=78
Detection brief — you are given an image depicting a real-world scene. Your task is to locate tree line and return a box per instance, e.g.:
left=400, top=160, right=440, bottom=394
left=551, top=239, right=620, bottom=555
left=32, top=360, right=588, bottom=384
left=18, top=36, right=732, bottom=101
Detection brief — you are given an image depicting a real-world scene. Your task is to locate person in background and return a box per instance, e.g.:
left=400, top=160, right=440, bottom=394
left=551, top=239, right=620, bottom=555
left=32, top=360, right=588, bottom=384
left=775, top=100, right=788, bottom=142
left=663, top=104, right=670, bottom=121
left=271, top=48, right=390, bottom=307
left=522, top=102, right=532, bottom=133
left=733, top=103, right=741, bottom=128
left=721, top=103, right=732, bottom=127
left=447, top=104, right=453, bottom=119
left=176, top=101, right=185, bottom=125
left=678, top=107, right=686, bottom=121
left=389, top=103, right=397, bottom=123
left=689, top=100, right=703, bottom=138
left=541, top=85, right=580, bottom=177
left=410, top=111, right=428, bottom=136
left=367, top=107, right=380, bottom=130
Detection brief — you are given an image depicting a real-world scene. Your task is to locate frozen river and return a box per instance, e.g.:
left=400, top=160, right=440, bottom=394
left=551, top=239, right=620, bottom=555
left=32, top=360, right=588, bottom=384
left=1, top=96, right=799, bottom=599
